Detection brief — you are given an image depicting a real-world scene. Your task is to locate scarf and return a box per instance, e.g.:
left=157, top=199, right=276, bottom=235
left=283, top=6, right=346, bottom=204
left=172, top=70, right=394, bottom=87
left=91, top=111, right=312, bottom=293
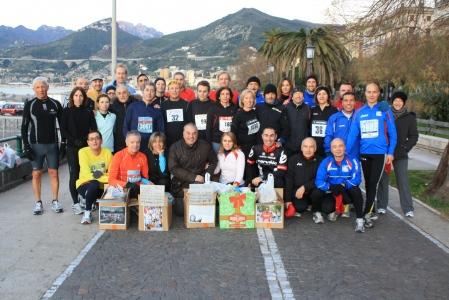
left=392, top=106, right=407, bottom=119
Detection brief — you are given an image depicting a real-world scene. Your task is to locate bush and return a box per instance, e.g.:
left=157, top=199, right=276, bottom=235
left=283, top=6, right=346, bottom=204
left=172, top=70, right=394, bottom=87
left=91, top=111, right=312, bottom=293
left=414, top=84, right=449, bottom=122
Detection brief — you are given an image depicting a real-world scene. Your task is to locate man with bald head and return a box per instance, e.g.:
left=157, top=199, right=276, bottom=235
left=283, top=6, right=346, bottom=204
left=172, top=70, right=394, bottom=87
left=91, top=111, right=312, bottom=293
left=168, top=123, right=218, bottom=216
left=110, top=85, right=136, bottom=152
left=315, top=138, right=365, bottom=232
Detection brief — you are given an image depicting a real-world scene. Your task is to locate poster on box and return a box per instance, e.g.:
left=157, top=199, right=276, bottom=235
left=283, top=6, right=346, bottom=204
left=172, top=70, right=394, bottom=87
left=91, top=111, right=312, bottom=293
left=143, top=206, right=163, bottom=231
left=99, top=206, right=126, bottom=225
left=219, top=192, right=256, bottom=229
left=188, top=205, right=215, bottom=223
left=256, top=204, right=283, bottom=223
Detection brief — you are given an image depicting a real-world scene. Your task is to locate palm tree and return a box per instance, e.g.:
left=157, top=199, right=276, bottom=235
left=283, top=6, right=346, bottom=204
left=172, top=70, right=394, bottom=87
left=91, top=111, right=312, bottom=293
left=259, top=27, right=350, bottom=89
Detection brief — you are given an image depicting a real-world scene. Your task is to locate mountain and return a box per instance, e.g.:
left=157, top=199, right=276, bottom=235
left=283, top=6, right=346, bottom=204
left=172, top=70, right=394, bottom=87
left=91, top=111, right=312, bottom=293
left=2, top=19, right=141, bottom=59
left=0, top=25, right=73, bottom=49
left=118, top=21, right=163, bottom=39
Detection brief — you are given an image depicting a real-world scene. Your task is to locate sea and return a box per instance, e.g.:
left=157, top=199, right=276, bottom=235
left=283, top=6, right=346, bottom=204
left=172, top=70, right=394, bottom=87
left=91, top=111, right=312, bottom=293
left=0, top=85, right=71, bottom=96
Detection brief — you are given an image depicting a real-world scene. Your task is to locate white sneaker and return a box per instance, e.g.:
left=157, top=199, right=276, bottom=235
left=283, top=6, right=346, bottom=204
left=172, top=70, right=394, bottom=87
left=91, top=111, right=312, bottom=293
left=313, top=212, right=324, bottom=224
left=355, top=218, right=365, bottom=233
left=364, top=213, right=374, bottom=228
left=51, top=200, right=64, bottom=213
left=377, top=208, right=387, bottom=215
left=81, top=211, right=93, bottom=224
left=327, top=212, right=338, bottom=222
left=405, top=211, right=414, bottom=218
left=33, top=201, right=43, bottom=215
left=72, top=203, right=84, bottom=215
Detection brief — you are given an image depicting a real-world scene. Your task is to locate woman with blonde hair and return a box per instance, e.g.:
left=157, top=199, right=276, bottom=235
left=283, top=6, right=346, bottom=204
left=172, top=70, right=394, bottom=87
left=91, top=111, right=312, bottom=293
left=144, top=132, right=170, bottom=190
left=214, top=132, right=245, bottom=186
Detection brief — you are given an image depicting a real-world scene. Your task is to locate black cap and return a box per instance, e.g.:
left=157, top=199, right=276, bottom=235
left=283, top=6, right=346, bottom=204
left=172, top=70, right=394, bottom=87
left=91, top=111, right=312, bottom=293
left=154, top=77, right=166, bottom=85
left=391, top=91, right=408, bottom=103
left=264, top=83, right=277, bottom=96
left=105, top=86, right=116, bottom=93
left=246, top=76, right=261, bottom=87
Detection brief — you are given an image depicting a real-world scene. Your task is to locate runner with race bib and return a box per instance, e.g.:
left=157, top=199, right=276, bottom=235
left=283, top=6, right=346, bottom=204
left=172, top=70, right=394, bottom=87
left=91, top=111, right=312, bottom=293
left=190, top=81, right=214, bottom=140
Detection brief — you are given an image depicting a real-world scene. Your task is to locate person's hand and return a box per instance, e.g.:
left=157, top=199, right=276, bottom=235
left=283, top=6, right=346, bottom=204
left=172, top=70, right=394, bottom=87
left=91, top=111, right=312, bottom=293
left=195, top=175, right=204, bottom=183
left=295, top=186, right=305, bottom=199
left=252, top=177, right=263, bottom=187
left=92, top=170, right=103, bottom=179
left=59, top=142, right=67, bottom=159
left=386, top=154, right=394, bottom=165
left=23, top=145, right=35, bottom=161
left=330, top=184, right=345, bottom=195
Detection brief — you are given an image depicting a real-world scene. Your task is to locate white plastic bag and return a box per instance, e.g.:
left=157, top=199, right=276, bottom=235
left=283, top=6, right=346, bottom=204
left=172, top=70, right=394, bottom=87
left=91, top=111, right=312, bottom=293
left=204, top=172, right=234, bottom=195
left=257, top=173, right=277, bottom=203
left=0, top=143, right=20, bottom=169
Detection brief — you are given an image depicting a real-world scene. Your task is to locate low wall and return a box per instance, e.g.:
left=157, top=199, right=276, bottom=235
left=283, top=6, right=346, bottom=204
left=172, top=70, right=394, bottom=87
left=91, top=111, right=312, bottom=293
left=416, top=134, right=448, bottom=155
left=0, top=160, right=32, bottom=193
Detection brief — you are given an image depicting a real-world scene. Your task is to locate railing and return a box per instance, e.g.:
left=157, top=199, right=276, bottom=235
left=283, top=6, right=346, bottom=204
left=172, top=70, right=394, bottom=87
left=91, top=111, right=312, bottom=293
left=0, top=135, right=23, bottom=156
left=417, top=118, right=449, bottom=139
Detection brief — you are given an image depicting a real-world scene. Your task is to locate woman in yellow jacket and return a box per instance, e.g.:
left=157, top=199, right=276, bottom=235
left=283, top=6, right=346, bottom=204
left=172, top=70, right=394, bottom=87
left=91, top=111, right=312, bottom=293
left=76, top=129, right=113, bottom=224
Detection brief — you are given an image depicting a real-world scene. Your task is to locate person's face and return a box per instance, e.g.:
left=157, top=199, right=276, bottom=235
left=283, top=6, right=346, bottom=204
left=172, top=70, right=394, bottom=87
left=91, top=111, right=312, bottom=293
left=183, top=126, right=198, bottom=146
left=106, top=89, right=116, bottom=98
left=365, top=84, right=380, bottom=105
left=97, top=97, right=110, bottom=112
left=174, top=74, right=185, bottom=88
left=73, top=90, right=84, bottom=107
left=281, top=80, right=291, bottom=95
left=316, top=90, right=329, bottom=105
left=392, top=98, right=405, bottom=111
left=33, top=81, right=49, bottom=99
left=151, top=138, right=165, bottom=154
left=168, top=84, right=180, bottom=99
left=92, top=79, right=103, bottom=92
left=222, top=135, right=234, bottom=151
left=339, top=84, right=353, bottom=99
left=264, top=92, right=276, bottom=104
left=306, top=78, right=317, bottom=92
left=242, top=94, right=255, bottom=109
left=197, top=85, right=209, bottom=101
left=219, top=89, right=231, bottom=105
left=87, top=133, right=102, bottom=152
left=262, top=129, right=276, bottom=147
left=76, top=79, right=89, bottom=92
left=143, top=85, right=156, bottom=102
left=137, top=76, right=149, bottom=89
left=116, top=88, right=129, bottom=103
left=115, top=67, right=127, bottom=84
left=126, top=135, right=141, bottom=154
left=331, top=139, right=345, bottom=159
left=247, top=82, right=259, bottom=92
left=301, top=139, right=316, bottom=159
left=156, top=80, right=166, bottom=94
left=342, top=95, right=355, bottom=113
left=292, top=91, right=304, bottom=105
left=218, top=74, right=230, bottom=88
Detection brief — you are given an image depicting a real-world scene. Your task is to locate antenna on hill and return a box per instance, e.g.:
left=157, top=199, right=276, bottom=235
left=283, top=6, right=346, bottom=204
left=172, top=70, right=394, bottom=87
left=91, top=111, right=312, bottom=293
left=111, top=0, right=117, bottom=79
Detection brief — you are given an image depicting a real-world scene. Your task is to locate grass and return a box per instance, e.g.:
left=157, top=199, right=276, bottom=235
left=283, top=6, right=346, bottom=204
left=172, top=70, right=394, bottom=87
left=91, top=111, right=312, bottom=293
left=389, top=170, right=449, bottom=217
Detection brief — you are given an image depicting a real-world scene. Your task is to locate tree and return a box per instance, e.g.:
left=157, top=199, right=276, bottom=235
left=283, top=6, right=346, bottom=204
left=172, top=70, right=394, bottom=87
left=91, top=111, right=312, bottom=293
left=232, top=47, right=270, bottom=90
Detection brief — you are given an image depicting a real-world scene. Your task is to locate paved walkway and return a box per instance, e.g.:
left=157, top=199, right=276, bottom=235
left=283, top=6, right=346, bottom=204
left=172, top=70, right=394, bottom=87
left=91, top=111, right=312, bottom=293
left=0, top=149, right=448, bottom=299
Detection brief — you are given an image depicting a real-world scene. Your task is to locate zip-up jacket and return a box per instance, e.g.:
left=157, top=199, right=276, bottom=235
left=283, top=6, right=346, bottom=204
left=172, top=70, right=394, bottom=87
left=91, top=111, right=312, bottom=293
left=95, top=111, right=116, bottom=152
left=231, top=108, right=259, bottom=151
left=256, top=101, right=285, bottom=139
left=346, top=103, right=397, bottom=155
left=214, top=149, right=245, bottom=185
left=108, top=148, right=148, bottom=187
left=304, top=90, right=315, bottom=108
left=324, top=111, right=359, bottom=158
left=160, top=99, right=191, bottom=148
left=61, top=106, right=97, bottom=148
left=206, top=102, right=237, bottom=143
left=190, top=99, right=215, bottom=140
left=284, top=154, right=322, bottom=202
left=247, top=144, right=287, bottom=188
left=282, top=101, right=310, bottom=153
left=315, top=155, right=362, bottom=191
left=310, top=105, right=338, bottom=156
left=393, top=110, right=419, bottom=160
left=110, top=96, right=135, bottom=152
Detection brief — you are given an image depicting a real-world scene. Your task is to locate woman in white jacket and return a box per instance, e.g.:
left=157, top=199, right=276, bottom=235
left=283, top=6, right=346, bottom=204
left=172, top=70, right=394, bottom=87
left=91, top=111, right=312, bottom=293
left=214, top=132, right=245, bottom=186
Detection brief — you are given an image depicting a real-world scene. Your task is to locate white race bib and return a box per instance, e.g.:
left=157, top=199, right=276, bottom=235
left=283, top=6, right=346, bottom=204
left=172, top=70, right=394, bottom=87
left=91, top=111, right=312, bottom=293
left=127, top=170, right=141, bottom=183
left=247, top=119, right=260, bottom=135
left=195, top=114, right=207, bottom=130
left=360, top=119, right=379, bottom=139
left=311, top=120, right=327, bottom=137
left=137, top=116, right=153, bottom=133
left=166, top=109, right=184, bottom=123
left=219, top=116, right=233, bottom=132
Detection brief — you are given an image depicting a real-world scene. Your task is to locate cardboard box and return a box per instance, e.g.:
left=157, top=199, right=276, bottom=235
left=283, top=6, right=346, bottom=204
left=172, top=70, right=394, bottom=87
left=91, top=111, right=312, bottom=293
left=98, top=187, right=129, bottom=230
left=255, top=188, right=284, bottom=229
left=184, top=188, right=216, bottom=229
left=219, top=191, right=256, bottom=229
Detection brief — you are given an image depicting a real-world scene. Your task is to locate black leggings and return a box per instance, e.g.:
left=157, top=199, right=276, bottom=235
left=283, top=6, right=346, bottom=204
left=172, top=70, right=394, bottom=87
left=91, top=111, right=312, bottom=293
left=360, top=154, right=386, bottom=215
left=77, top=180, right=103, bottom=211
left=294, top=189, right=335, bottom=214
left=67, top=146, right=82, bottom=204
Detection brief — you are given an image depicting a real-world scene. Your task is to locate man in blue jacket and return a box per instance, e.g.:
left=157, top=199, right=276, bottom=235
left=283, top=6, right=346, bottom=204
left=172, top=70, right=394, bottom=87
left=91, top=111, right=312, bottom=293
left=346, top=82, right=397, bottom=226
left=315, top=138, right=366, bottom=232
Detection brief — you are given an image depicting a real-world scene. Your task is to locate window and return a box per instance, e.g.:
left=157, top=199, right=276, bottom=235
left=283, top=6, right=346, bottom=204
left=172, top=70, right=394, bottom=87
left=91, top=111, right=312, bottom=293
left=409, top=15, right=415, bottom=21
left=427, top=16, right=431, bottom=21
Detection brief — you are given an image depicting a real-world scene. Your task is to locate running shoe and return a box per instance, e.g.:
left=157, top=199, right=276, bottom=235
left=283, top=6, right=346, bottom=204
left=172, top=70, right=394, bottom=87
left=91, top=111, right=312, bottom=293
left=72, top=203, right=84, bottom=215
left=306, top=205, right=312, bottom=212
left=327, top=212, right=337, bottom=222
left=51, top=200, right=64, bottom=213
left=313, top=212, right=324, bottom=224
left=78, top=195, right=86, bottom=210
left=405, top=211, right=414, bottom=218
left=355, top=218, right=365, bottom=233
left=364, top=213, right=374, bottom=228
left=377, top=208, right=387, bottom=215
left=81, top=211, right=93, bottom=224
left=33, top=201, right=43, bottom=215
left=294, top=212, right=302, bottom=218
left=341, top=204, right=351, bottom=218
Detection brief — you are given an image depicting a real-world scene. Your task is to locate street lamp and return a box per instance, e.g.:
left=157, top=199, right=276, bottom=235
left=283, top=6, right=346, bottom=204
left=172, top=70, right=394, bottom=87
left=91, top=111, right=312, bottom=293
left=306, top=42, right=315, bottom=76
left=267, top=64, right=274, bottom=83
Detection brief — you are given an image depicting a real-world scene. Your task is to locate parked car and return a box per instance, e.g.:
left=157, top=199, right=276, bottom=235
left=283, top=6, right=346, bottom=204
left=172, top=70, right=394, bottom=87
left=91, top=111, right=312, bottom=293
left=0, top=103, right=24, bottom=116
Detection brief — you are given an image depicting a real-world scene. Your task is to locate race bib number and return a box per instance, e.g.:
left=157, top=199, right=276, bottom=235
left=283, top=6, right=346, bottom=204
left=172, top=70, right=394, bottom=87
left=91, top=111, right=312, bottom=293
left=195, top=114, right=207, bottom=130
left=137, top=117, right=153, bottom=133
left=311, top=120, right=327, bottom=137
left=247, top=119, right=260, bottom=135
left=166, top=109, right=184, bottom=123
left=127, top=170, right=141, bottom=183
left=360, top=119, right=379, bottom=139
left=219, top=116, right=233, bottom=132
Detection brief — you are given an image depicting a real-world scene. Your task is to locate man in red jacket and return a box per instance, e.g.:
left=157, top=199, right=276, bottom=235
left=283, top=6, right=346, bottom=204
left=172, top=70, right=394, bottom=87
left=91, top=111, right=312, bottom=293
left=333, top=82, right=363, bottom=111
left=209, top=71, right=239, bottom=105
left=173, top=71, right=196, bottom=102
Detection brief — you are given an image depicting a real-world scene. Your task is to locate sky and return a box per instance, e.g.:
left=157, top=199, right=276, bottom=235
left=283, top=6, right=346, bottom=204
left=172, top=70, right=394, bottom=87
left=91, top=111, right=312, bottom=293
left=0, top=0, right=339, bottom=34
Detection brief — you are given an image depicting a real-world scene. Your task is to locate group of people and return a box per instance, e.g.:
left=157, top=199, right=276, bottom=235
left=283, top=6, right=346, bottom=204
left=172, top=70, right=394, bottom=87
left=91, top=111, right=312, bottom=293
left=21, top=64, right=419, bottom=233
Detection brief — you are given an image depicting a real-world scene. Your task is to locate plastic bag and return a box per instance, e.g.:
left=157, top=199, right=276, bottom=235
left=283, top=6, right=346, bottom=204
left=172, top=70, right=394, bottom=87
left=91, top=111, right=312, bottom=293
left=204, top=172, right=235, bottom=195
left=257, top=173, right=277, bottom=203
left=0, top=143, right=20, bottom=169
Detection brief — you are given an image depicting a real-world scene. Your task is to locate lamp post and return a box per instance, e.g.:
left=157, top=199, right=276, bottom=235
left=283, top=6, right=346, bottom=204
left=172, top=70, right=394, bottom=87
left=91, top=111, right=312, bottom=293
left=306, top=42, right=315, bottom=76
left=267, top=64, right=275, bottom=83
left=111, top=0, right=117, bottom=79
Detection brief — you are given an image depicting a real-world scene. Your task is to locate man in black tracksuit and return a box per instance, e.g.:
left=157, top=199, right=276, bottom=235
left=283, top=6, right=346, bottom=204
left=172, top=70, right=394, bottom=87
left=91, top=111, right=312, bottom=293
left=190, top=81, right=215, bottom=141
left=256, top=84, right=285, bottom=143
left=247, top=127, right=287, bottom=188
left=110, top=85, right=136, bottom=152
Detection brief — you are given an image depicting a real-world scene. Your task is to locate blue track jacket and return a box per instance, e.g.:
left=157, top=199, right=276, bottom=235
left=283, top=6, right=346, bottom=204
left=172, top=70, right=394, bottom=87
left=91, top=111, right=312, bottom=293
left=315, top=155, right=362, bottom=191
left=324, top=111, right=359, bottom=158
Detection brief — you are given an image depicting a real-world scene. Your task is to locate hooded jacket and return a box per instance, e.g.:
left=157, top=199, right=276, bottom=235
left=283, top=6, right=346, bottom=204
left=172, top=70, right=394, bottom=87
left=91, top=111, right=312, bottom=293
left=393, top=110, right=418, bottom=159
